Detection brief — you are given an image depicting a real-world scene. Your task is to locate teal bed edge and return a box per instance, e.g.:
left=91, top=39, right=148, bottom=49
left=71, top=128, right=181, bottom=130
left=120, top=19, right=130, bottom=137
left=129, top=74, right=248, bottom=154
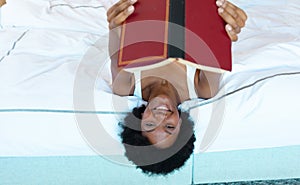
left=0, top=145, right=299, bottom=185
left=194, top=145, right=300, bottom=184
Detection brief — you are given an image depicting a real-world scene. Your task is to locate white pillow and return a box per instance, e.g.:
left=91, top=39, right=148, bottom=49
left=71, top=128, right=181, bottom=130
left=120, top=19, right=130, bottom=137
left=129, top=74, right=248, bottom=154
left=1, top=0, right=109, bottom=34
left=100, top=0, right=118, bottom=10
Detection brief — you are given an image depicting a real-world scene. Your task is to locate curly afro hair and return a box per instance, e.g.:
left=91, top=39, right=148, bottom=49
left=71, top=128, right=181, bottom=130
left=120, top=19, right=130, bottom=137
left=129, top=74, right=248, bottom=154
left=119, top=105, right=196, bottom=176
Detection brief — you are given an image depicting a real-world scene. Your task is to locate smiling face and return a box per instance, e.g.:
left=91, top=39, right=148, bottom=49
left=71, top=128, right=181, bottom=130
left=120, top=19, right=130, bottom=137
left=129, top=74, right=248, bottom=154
left=141, top=95, right=182, bottom=149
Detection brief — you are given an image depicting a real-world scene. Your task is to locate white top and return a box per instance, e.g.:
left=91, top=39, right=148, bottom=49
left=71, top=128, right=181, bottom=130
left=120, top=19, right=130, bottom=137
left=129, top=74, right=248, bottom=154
left=133, top=64, right=198, bottom=100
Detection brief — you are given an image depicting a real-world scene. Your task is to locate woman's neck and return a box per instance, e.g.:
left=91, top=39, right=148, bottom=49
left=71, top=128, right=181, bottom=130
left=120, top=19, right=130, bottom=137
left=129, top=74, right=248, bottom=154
left=143, top=78, right=181, bottom=106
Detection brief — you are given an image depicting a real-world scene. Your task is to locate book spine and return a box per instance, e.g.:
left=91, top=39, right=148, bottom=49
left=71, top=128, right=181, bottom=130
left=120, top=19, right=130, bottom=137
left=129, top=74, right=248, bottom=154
left=168, top=0, right=185, bottom=59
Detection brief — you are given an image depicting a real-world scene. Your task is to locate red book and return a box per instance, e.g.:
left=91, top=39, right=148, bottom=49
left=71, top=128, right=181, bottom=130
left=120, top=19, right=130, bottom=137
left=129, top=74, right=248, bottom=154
left=118, top=0, right=231, bottom=73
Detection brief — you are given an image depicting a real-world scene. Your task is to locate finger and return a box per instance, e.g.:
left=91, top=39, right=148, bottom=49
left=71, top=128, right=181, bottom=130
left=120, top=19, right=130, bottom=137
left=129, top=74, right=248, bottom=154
left=216, top=0, right=225, bottom=8
left=109, top=5, right=135, bottom=29
left=226, top=2, right=248, bottom=21
left=225, top=2, right=247, bottom=28
left=222, top=6, right=244, bottom=30
left=107, top=0, right=134, bottom=22
left=107, top=0, right=137, bottom=23
left=216, top=1, right=238, bottom=28
left=225, top=24, right=238, bottom=42
left=218, top=7, right=241, bottom=34
left=107, top=0, right=127, bottom=19
left=217, top=0, right=247, bottom=32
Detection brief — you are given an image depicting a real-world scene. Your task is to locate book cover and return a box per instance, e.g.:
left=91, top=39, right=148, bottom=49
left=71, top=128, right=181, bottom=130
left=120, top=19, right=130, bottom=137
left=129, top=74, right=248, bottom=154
left=118, top=0, right=231, bottom=73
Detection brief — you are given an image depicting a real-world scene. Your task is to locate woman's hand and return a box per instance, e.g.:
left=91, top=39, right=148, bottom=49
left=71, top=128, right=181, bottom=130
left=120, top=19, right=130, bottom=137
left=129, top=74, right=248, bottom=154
left=216, top=0, right=247, bottom=41
left=107, top=0, right=137, bottom=30
left=107, top=0, right=247, bottom=41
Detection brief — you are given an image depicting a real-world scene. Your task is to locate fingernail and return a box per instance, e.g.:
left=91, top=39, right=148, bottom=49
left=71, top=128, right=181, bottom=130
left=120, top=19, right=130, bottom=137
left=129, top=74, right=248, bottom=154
left=130, top=0, right=137, bottom=4
left=218, top=7, right=224, bottom=14
left=216, top=0, right=223, bottom=7
left=127, top=5, right=134, bottom=13
left=226, top=24, right=233, bottom=31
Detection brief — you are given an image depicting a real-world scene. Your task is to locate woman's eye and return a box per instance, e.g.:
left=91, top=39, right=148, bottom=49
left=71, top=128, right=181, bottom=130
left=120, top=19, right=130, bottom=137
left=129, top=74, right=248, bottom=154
left=166, top=125, right=175, bottom=129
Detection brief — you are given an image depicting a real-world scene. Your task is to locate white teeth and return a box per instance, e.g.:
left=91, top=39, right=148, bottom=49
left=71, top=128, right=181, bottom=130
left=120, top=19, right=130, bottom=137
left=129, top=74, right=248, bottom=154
left=156, top=106, right=169, bottom=110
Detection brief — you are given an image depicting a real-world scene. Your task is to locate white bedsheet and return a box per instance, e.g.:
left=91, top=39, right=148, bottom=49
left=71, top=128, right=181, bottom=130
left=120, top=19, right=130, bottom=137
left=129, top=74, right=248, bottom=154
left=0, top=0, right=300, bottom=157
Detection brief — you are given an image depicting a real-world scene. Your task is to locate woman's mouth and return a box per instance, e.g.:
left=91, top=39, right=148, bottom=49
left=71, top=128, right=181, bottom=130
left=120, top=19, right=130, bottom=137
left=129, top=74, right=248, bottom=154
left=153, top=105, right=173, bottom=112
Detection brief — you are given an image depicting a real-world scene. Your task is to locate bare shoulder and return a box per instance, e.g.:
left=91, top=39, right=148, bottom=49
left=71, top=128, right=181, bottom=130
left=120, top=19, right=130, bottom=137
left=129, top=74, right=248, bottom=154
left=194, top=69, right=222, bottom=99
left=110, top=49, right=135, bottom=96
left=112, top=69, right=135, bottom=96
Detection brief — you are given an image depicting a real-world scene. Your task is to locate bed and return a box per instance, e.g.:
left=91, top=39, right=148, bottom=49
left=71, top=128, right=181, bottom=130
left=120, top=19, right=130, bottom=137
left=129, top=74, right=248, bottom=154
left=0, top=0, right=300, bottom=184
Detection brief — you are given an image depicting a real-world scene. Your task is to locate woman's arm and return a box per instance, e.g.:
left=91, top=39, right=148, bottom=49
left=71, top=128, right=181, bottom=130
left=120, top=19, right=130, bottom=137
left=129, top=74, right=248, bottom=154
left=197, top=0, right=247, bottom=98
left=107, top=0, right=137, bottom=77
left=107, top=0, right=137, bottom=95
left=196, top=70, right=222, bottom=99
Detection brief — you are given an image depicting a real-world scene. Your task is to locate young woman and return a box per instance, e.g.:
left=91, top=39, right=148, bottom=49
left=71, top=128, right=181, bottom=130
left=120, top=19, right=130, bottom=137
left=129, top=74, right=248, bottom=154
left=107, top=0, right=247, bottom=175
